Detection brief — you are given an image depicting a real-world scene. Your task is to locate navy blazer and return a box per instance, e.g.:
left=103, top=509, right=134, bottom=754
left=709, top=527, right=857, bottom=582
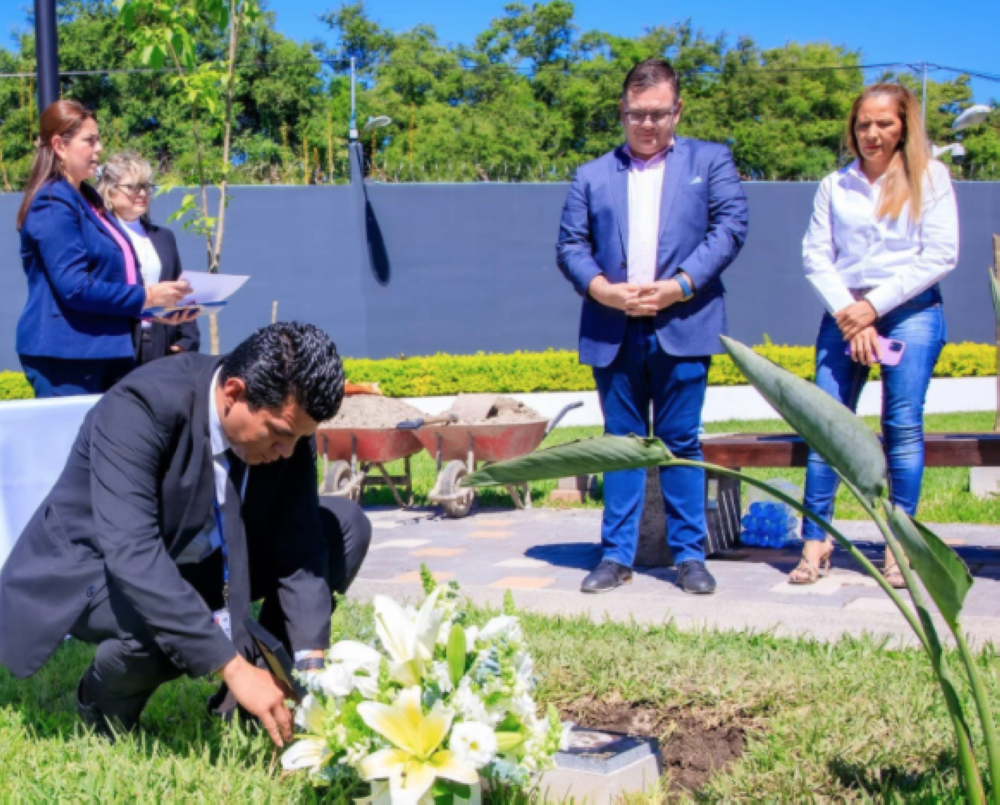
left=136, top=220, right=201, bottom=363
left=556, top=138, right=749, bottom=367
left=17, top=178, right=146, bottom=361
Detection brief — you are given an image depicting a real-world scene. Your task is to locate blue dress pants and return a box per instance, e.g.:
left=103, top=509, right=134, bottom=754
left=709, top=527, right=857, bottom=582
left=592, top=318, right=711, bottom=567
left=19, top=355, right=135, bottom=398
left=802, top=287, right=946, bottom=540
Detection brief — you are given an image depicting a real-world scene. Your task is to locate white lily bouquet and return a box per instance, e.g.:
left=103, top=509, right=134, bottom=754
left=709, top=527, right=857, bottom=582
left=281, top=574, right=570, bottom=804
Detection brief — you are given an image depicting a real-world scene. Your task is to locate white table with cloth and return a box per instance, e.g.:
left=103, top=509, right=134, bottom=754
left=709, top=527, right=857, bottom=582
left=0, top=395, right=98, bottom=571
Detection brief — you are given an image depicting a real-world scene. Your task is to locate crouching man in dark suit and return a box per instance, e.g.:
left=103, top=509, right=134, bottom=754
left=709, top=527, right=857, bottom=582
left=0, top=322, right=371, bottom=746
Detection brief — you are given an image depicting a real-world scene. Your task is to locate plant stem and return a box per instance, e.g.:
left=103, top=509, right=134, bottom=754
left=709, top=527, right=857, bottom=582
left=954, top=627, right=1000, bottom=803
left=863, top=496, right=987, bottom=803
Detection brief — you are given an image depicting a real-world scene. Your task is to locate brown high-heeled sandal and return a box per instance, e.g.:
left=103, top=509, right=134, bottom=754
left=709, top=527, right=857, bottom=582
left=788, top=538, right=834, bottom=585
left=882, top=562, right=906, bottom=589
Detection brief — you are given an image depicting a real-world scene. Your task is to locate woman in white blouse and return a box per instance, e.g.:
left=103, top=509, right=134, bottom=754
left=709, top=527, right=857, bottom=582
left=97, top=151, right=201, bottom=365
left=793, top=83, right=959, bottom=587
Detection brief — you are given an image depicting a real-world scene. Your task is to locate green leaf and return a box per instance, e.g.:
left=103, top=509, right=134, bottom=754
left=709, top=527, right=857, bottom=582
left=721, top=336, right=887, bottom=502
left=884, top=503, right=973, bottom=629
left=462, top=435, right=670, bottom=488
left=446, top=624, right=466, bottom=689
left=120, top=2, right=136, bottom=31
left=435, top=779, right=472, bottom=800
left=495, top=731, right=525, bottom=752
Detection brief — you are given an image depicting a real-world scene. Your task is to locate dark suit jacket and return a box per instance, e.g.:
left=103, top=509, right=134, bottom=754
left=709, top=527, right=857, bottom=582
left=135, top=221, right=201, bottom=363
left=556, top=138, right=749, bottom=367
left=0, top=353, right=331, bottom=679
left=17, top=178, right=147, bottom=361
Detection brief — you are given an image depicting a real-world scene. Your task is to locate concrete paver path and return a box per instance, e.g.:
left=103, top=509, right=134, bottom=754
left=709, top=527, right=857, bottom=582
left=347, top=505, right=1000, bottom=647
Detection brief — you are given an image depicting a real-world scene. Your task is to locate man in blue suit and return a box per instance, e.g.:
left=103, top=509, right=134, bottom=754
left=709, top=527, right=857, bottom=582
left=557, top=58, right=749, bottom=595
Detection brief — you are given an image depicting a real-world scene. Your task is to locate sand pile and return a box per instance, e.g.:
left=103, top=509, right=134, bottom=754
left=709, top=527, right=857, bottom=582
left=321, top=395, right=424, bottom=429
left=454, top=396, right=542, bottom=424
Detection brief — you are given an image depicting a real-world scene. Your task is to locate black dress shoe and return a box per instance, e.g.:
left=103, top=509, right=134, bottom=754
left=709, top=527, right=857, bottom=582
left=581, top=560, right=633, bottom=594
left=676, top=560, right=717, bottom=595
left=76, top=676, right=138, bottom=739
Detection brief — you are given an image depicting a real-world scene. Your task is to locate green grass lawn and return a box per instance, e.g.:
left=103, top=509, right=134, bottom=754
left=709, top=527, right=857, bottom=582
left=352, top=411, right=1000, bottom=524
left=1, top=599, right=995, bottom=801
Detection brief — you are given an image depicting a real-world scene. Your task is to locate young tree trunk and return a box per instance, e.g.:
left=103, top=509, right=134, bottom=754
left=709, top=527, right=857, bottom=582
left=994, top=235, right=1000, bottom=431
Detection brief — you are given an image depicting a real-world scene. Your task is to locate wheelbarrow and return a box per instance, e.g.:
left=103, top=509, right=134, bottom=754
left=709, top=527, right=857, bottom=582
left=401, top=401, right=583, bottom=518
left=315, top=427, right=422, bottom=508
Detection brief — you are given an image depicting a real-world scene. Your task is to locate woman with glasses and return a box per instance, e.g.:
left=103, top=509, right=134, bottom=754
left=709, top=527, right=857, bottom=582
left=97, top=151, right=201, bottom=365
left=792, top=83, right=959, bottom=588
left=15, top=101, right=192, bottom=397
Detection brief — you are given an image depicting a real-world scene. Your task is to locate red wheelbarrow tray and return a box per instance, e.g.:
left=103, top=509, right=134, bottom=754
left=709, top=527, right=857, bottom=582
left=410, top=420, right=549, bottom=464
left=316, top=427, right=423, bottom=464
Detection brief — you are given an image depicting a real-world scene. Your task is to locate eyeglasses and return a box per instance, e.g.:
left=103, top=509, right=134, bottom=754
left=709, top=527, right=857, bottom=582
left=623, top=107, right=677, bottom=126
left=117, top=183, right=157, bottom=197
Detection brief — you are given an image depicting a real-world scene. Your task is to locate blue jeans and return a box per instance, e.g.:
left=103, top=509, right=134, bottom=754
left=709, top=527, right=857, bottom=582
left=801, top=288, right=946, bottom=540
left=592, top=318, right=711, bottom=566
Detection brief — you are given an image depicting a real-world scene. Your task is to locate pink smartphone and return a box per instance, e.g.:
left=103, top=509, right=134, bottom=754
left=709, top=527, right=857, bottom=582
left=845, top=337, right=906, bottom=366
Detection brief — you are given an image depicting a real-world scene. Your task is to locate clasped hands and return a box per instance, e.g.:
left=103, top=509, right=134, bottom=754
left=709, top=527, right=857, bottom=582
left=589, top=275, right=686, bottom=316
left=835, top=299, right=880, bottom=366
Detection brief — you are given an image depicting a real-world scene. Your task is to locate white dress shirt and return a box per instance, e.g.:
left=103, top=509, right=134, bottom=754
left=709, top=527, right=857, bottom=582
left=175, top=369, right=240, bottom=565
left=626, top=147, right=668, bottom=285
left=802, top=159, right=959, bottom=316
left=119, top=217, right=163, bottom=330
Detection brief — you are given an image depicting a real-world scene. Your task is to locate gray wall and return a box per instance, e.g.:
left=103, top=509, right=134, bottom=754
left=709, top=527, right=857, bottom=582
left=1, top=181, right=998, bottom=371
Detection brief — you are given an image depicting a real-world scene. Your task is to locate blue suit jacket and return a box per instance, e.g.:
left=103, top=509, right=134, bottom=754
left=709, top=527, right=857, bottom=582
left=556, top=138, right=749, bottom=367
left=17, top=178, right=146, bottom=360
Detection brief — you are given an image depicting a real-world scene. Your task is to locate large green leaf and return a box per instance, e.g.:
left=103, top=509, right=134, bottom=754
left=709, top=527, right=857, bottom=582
left=462, top=435, right=670, bottom=488
left=721, top=336, right=887, bottom=502
left=884, top=503, right=973, bottom=629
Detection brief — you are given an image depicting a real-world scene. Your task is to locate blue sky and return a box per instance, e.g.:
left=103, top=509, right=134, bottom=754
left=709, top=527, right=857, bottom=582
left=2, top=0, right=998, bottom=102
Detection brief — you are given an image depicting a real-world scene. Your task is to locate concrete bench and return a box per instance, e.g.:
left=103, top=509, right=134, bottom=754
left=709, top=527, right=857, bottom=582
left=635, top=432, right=1000, bottom=566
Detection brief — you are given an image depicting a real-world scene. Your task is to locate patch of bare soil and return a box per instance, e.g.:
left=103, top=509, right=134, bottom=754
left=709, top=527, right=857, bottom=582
left=560, top=695, right=749, bottom=796
left=321, top=395, right=425, bottom=429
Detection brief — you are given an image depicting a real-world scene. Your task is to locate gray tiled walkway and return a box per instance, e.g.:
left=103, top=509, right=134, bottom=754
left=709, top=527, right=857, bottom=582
left=347, top=506, right=1000, bottom=647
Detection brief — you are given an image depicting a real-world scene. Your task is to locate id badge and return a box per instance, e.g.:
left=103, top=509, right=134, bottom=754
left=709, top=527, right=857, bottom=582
left=213, top=607, right=232, bottom=641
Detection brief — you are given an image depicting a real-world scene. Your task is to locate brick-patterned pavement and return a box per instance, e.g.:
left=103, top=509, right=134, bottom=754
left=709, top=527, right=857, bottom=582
left=346, top=505, right=1000, bottom=647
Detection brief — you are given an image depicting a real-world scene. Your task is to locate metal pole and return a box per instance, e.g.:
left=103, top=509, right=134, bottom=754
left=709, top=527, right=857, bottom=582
left=34, top=0, right=60, bottom=113
left=921, top=62, right=928, bottom=133
left=349, top=57, right=358, bottom=142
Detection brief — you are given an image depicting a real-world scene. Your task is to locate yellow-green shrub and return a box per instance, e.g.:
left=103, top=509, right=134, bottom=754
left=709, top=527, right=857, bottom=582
left=1, top=342, right=995, bottom=402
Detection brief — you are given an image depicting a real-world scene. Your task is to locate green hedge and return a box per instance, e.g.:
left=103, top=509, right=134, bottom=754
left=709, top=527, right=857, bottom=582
left=2, top=342, right=996, bottom=401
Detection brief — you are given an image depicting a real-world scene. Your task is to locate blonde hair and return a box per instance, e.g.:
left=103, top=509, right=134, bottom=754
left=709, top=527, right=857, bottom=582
left=96, top=150, right=154, bottom=209
left=847, top=83, right=930, bottom=222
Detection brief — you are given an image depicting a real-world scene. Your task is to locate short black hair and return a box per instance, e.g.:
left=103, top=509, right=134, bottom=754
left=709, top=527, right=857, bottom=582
left=220, top=322, right=345, bottom=423
left=622, top=58, right=680, bottom=99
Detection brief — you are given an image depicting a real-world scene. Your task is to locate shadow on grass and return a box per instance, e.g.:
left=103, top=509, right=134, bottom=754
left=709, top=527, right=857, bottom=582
left=827, top=753, right=964, bottom=802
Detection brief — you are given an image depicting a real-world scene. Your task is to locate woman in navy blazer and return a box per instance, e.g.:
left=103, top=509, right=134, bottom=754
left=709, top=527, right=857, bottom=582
left=15, top=100, right=190, bottom=398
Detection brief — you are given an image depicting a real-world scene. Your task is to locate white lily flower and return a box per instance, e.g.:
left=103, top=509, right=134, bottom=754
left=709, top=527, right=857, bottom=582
left=327, top=640, right=383, bottom=699
left=464, top=626, right=479, bottom=649
left=374, top=589, right=443, bottom=685
left=450, top=721, right=498, bottom=770
left=281, top=735, right=330, bottom=775
left=357, top=687, right=479, bottom=805
left=294, top=693, right=326, bottom=733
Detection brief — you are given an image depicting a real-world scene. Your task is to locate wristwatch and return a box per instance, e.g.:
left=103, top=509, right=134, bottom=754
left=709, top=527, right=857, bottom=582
left=294, top=656, right=326, bottom=672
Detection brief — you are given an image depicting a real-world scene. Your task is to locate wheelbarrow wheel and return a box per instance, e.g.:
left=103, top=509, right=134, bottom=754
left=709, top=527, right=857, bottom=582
left=439, top=460, right=475, bottom=518
left=320, top=460, right=352, bottom=496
